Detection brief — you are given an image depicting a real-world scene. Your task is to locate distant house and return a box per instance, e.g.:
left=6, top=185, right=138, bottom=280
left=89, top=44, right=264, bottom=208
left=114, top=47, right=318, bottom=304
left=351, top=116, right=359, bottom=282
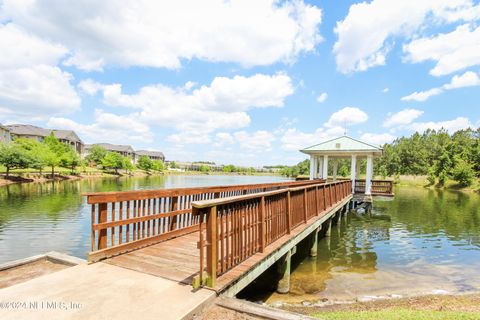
left=84, top=143, right=135, bottom=161
left=134, top=150, right=165, bottom=164
left=0, top=124, right=11, bottom=143
left=5, top=124, right=83, bottom=154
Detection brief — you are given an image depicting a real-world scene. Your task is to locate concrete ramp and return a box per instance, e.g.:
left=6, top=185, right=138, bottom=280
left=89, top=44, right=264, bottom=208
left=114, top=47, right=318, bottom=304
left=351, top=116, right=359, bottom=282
left=0, top=262, right=214, bottom=320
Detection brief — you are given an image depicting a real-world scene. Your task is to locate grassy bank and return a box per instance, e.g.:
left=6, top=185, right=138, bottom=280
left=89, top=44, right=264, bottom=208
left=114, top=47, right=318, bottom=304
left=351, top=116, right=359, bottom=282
left=0, top=166, right=283, bottom=186
left=392, top=175, right=480, bottom=193
left=282, top=293, right=480, bottom=320
left=296, top=174, right=480, bottom=192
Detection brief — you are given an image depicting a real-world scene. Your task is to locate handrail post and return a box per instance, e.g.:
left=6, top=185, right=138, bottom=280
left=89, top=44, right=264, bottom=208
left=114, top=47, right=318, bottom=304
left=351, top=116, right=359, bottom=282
left=169, top=196, right=179, bottom=231
left=260, top=196, right=266, bottom=252
left=303, top=188, right=308, bottom=223
left=315, top=185, right=319, bottom=216
left=286, top=191, right=291, bottom=234
left=98, top=203, right=108, bottom=250
left=206, top=205, right=217, bottom=287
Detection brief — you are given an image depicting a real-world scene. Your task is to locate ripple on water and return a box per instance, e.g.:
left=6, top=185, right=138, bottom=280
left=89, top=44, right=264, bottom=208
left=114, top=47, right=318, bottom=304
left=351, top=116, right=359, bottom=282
left=251, top=187, right=480, bottom=304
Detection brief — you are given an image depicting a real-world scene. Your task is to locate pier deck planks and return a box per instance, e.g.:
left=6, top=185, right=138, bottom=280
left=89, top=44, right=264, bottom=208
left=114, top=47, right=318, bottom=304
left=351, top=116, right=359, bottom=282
left=104, top=195, right=351, bottom=294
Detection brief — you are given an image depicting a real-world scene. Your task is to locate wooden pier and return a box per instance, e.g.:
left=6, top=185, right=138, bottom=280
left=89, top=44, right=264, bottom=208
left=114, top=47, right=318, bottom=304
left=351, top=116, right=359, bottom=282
left=84, top=178, right=392, bottom=296
left=0, top=178, right=393, bottom=320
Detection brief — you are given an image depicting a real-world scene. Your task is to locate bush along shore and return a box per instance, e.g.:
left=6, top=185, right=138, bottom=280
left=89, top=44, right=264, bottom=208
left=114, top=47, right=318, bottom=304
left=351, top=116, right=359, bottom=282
left=0, top=134, right=166, bottom=186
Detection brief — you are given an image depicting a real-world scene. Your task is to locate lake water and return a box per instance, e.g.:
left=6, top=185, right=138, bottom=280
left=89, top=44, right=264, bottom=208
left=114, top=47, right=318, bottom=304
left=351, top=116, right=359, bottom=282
left=2, top=178, right=479, bottom=301
left=242, top=187, right=480, bottom=304
left=0, top=174, right=289, bottom=264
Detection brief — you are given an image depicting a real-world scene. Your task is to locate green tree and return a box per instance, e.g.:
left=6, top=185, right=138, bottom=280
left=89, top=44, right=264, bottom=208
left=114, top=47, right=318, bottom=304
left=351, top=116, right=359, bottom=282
left=43, top=133, right=68, bottom=176
left=61, top=148, right=81, bottom=174
left=102, top=152, right=124, bottom=173
left=86, top=144, right=107, bottom=165
left=451, top=157, right=475, bottom=187
left=14, top=138, right=48, bottom=174
left=137, top=155, right=153, bottom=172
left=152, top=160, right=164, bottom=172
left=0, top=143, right=33, bottom=177
left=223, top=164, right=236, bottom=173
left=199, top=164, right=211, bottom=172
left=123, top=156, right=135, bottom=174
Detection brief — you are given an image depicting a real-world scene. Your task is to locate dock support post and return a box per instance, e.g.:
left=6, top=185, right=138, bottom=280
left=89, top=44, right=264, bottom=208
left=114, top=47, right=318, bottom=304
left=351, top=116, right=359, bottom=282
left=325, top=219, right=332, bottom=237
left=277, top=247, right=295, bottom=294
left=309, top=227, right=321, bottom=257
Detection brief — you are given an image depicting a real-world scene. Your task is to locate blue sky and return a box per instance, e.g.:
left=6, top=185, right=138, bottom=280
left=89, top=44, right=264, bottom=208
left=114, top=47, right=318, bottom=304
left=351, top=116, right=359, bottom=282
left=0, top=0, right=479, bottom=166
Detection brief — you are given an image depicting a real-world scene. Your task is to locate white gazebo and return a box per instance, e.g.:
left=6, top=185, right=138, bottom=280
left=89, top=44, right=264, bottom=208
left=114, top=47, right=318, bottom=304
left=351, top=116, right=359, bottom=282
left=300, top=136, right=383, bottom=195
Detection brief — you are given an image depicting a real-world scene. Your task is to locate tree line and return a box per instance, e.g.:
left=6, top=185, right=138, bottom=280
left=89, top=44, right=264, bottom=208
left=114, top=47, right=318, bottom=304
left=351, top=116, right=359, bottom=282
left=281, top=128, right=480, bottom=187
left=376, top=128, right=479, bottom=186
left=0, top=135, right=164, bottom=177
left=85, top=144, right=164, bottom=173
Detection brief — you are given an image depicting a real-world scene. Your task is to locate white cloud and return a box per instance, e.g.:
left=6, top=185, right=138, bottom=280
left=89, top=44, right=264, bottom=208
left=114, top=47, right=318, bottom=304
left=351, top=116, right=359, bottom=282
left=333, top=0, right=476, bottom=73
left=280, top=106, right=369, bottom=151
left=48, top=109, right=153, bottom=144
left=443, top=71, right=480, bottom=89
left=360, top=133, right=396, bottom=146
left=401, top=71, right=480, bottom=102
left=325, top=107, right=368, bottom=128
left=214, top=132, right=235, bottom=147
left=382, top=87, right=390, bottom=93
left=384, top=109, right=424, bottom=128
left=78, top=79, right=103, bottom=95
left=383, top=109, right=423, bottom=128
left=404, top=24, right=480, bottom=76
left=99, top=73, right=293, bottom=134
left=234, top=131, right=275, bottom=151
left=0, top=23, right=79, bottom=120
left=409, top=117, right=473, bottom=132
left=316, top=92, right=328, bottom=103
left=281, top=126, right=345, bottom=151
left=401, top=88, right=443, bottom=102
left=1, top=0, right=322, bottom=70
left=167, top=132, right=211, bottom=145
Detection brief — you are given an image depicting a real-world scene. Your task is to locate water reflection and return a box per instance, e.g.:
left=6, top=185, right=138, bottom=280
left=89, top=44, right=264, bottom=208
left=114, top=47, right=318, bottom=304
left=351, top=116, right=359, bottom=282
left=0, top=175, right=289, bottom=263
left=257, top=187, right=480, bottom=304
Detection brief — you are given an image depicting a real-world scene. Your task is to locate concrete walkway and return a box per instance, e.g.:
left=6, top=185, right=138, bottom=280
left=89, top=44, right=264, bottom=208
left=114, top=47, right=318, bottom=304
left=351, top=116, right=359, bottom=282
left=0, top=262, right=215, bottom=320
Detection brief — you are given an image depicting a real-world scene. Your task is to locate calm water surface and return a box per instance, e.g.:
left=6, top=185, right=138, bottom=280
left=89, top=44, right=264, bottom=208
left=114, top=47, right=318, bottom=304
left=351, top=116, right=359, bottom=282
left=0, top=175, right=289, bottom=263
left=257, top=187, right=480, bottom=303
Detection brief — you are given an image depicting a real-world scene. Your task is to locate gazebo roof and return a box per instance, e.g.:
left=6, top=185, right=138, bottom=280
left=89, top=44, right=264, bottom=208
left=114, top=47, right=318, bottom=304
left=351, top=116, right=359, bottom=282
left=300, top=135, right=382, bottom=155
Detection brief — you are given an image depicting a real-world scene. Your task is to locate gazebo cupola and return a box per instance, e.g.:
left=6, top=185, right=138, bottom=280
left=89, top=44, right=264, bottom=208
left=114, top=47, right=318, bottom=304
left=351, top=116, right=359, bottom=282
left=300, top=136, right=383, bottom=195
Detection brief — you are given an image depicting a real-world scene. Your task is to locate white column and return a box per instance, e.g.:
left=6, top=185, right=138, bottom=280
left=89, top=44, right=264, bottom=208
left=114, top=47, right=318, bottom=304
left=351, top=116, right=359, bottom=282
left=365, top=155, right=373, bottom=195
left=313, top=156, right=318, bottom=179
left=355, top=158, right=361, bottom=179
left=309, top=156, right=315, bottom=180
left=322, top=155, right=329, bottom=180
left=317, top=156, right=323, bottom=179
left=332, top=159, right=338, bottom=181
left=350, top=155, right=356, bottom=194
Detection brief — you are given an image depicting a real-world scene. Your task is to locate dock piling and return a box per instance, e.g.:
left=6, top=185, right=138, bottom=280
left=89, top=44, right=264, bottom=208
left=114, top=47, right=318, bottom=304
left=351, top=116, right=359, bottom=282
left=277, top=247, right=295, bottom=294
left=309, top=226, right=321, bottom=257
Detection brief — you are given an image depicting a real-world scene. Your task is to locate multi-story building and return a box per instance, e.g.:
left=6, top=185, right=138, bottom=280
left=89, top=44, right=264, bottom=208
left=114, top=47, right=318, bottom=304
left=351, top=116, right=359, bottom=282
left=5, top=124, right=83, bottom=153
left=84, top=143, right=135, bottom=161
left=0, top=124, right=11, bottom=143
left=134, top=150, right=165, bottom=164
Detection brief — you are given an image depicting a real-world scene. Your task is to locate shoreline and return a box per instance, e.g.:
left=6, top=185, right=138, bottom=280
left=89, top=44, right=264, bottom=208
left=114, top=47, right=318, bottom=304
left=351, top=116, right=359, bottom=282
left=278, top=291, right=480, bottom=318
left=0, top=170, right=283, bottom=187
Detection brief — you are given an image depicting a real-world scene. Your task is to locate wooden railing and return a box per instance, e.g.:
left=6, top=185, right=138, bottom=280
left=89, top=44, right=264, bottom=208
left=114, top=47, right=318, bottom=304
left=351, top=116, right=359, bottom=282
left=85, top=179, right=324, bottom=262
left=354, top=179, right=393, bottom=195
left=192, top=180, right=352, bottom=287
